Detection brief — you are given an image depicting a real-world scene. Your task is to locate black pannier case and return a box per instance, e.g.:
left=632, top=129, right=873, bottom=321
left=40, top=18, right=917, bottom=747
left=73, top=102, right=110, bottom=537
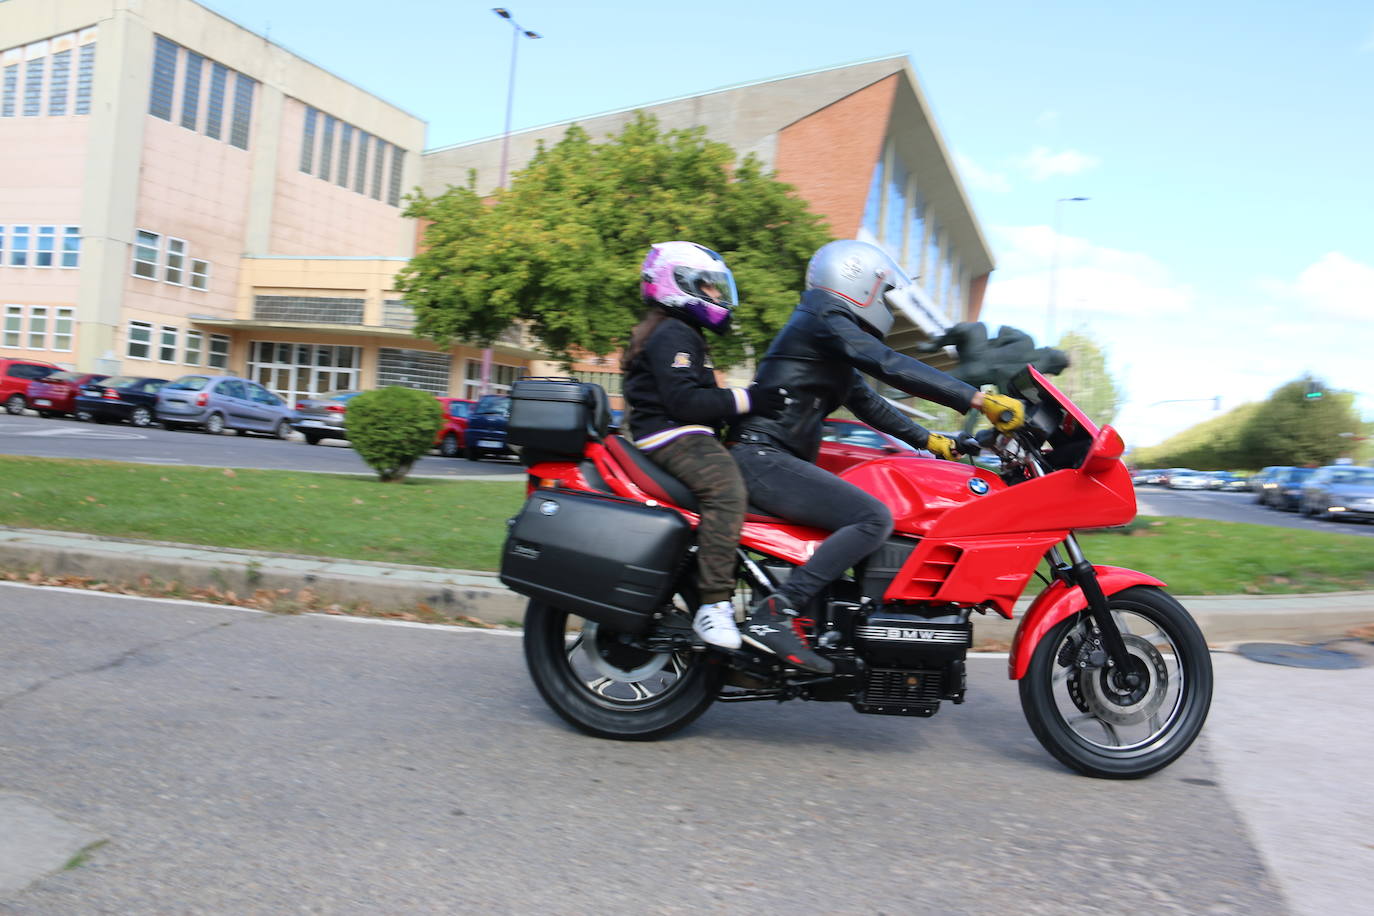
left=500, top=489, right=690, bottom=633
left=507, top=377, right=609, bottom=461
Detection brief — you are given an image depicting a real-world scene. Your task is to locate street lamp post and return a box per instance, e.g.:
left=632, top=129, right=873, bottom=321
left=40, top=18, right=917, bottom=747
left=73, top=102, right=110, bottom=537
left=484, top=8, right=540, bottom=395
left=1047, top=196, right=1088, bottom=344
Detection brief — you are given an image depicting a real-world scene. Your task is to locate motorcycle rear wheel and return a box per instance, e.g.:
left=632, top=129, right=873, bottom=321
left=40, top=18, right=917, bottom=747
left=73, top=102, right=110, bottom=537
left=1019, top=586, right=1212, bottom=779
left=523, top=597, right=725, bottom=741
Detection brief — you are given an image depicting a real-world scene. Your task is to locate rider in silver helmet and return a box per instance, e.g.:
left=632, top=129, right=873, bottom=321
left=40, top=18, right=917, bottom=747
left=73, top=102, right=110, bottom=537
left=727, top=239, right=1025, bottom=673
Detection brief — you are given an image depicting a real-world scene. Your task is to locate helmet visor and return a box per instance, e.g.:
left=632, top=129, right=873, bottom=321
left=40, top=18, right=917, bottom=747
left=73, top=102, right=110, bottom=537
left=674, top=266, right=738, bottom=310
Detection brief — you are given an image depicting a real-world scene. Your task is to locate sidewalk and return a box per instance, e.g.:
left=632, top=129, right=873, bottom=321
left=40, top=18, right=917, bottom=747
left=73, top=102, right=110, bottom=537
left=1, top=525, right=1371, bottom=644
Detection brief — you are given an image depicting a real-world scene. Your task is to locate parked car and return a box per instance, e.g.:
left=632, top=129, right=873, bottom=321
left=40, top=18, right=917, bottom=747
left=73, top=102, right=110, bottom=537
left=816, top=417, right=917, bottom=474
left=463, top=394, right=513, bottom=461
left=1166, top=470, right=1211, bottom=490
left=434, top=397, right=476, bottom=458
left=1299, top=465, right=1374, bottom=522
left=1251, top=466, right=1291, bottom=502
left=156, top=374, right=294, bottom=438
left=292, top=390, right=363, bottom=445
left=25, top=371, right=109, bottom=418
left=0, top=358, right=60, bottom=414
left=1261, top=466, right=1315, bottom=511
left=72, top=376, right=168, bottom=426
left=1207, top=471, right=1249, bottom=492
left=1130, top=468, right=1160, bottom=485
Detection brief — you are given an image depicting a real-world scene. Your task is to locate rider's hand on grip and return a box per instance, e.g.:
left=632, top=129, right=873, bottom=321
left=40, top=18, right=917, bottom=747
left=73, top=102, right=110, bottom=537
left=925, top=432, right=959, bottom=461
left=747, top=384, right=788, bottom=420
left=956, top=435, right=982, bottom=456
left=979, top=393, right=1025, bottom=432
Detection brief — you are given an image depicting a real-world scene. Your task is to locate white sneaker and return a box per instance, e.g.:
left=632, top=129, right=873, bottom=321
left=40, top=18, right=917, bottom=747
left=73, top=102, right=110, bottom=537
left=693, top=601, right=742, bottom=649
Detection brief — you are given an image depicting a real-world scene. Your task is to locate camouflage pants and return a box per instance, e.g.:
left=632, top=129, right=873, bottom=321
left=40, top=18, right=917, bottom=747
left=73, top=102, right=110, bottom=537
left=646, top=434, right=747, bottom=604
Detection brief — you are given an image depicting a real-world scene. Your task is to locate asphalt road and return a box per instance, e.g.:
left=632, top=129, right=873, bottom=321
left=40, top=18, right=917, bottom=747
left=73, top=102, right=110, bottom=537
left=1135, top=486, right=1374, bottom=539
left=3, top=585, right=1370, bottom=913
left=0, top=412, right=522, bottom=479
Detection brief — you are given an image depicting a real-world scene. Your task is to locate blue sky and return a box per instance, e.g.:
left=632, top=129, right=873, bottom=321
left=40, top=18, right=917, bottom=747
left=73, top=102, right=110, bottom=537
left=202, top=0, right=1373, bottom=447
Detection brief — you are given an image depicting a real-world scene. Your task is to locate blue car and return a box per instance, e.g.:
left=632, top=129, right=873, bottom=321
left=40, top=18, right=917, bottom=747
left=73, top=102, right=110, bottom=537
left=463, top=394, right=512, bottom=461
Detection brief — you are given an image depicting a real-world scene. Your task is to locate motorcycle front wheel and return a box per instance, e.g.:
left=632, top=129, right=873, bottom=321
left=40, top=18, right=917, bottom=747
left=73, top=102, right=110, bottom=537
left=1019, top=586, right=1212, bottom=779
left=523, top=597, right=725, bottom=741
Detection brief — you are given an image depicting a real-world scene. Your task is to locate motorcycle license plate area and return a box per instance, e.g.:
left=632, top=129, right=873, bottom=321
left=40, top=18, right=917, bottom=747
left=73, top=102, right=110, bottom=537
left=499, top=490, right=691, bottom=634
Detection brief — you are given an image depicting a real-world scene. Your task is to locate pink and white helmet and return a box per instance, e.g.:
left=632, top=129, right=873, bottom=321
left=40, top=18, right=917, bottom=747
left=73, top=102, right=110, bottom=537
left=640, top=241, right=738, bottom=334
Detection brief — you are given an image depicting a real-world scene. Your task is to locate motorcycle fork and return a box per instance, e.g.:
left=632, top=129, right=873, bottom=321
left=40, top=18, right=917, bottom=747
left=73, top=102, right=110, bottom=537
left=1048, top=536, right=1141, bottom=686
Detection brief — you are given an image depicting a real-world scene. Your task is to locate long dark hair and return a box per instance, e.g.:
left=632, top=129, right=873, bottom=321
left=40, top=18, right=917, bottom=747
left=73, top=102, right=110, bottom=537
left=621, top=307, right=672, bottom=372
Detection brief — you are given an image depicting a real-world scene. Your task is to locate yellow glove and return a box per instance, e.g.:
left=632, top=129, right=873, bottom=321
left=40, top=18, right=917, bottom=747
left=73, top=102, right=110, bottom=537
left=979, top=393, right=1025, bottom=432
left=925, top=432, right=959, bottom=460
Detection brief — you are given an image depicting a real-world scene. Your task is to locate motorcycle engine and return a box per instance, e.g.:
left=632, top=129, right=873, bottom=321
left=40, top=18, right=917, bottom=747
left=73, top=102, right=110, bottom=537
left=850, top=607, right=971, bottom=717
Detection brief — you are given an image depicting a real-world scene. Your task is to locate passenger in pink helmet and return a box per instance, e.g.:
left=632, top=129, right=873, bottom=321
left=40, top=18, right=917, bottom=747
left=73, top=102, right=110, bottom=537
left=622, top=241, right=787, bottom=650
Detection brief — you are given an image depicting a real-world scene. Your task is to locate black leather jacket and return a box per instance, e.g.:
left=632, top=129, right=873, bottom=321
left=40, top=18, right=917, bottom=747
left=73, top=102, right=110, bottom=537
left=730, top=289, right=979, bottom=462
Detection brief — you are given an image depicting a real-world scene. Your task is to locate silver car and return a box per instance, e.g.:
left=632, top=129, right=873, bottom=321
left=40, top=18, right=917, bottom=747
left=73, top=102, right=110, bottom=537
left=1300, top=465, right=1374, bottom=522
left=156, top=374, right=294, bottom=438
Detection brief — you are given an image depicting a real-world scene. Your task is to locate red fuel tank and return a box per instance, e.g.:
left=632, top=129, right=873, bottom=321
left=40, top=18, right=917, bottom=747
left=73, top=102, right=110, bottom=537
left=840, top=455, right=1006, bottom=536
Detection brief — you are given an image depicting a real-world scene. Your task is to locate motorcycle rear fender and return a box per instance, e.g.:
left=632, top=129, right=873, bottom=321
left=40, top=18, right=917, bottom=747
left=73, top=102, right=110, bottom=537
left=1008, top=566, right=1168, bottom=680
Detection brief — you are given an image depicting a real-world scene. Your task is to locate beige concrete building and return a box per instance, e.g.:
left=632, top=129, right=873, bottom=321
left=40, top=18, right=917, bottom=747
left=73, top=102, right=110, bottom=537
left=2, top=0, right=990, bottom=408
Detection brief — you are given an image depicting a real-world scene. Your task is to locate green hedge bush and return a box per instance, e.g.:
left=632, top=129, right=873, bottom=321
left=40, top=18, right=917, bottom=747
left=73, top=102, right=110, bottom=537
left=345, top=387, right=443, bottom=482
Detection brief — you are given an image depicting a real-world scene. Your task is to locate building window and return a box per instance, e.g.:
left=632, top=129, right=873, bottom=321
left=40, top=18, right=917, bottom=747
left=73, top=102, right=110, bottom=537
left=0, top=225, right=5, bottom=263
left=905, top=188, right=927, bottom=278
left=300, top=106, right=316, bottom=172
left=52, top=308, right=73, bottom=351
left=127, top=320, right=152, bottom=359
left=184, top=330, right=203, bottom=366
left=319, top=115, right=335, bottom=182
left=34, top=225, right=55, bottom=268
left=860, top=155, right=884, bottom=242
left=149, top=36, right=177, bottom=121
left=132, top=229, right=159, bottom=278
left=337, top=123, right=353, bottom=187
left=190, top=258, right=210, bottom=291
left=885, top=155, right=908, bottom=255
left=570, top=369, right=623, bottom=396
left=248, top=341, right=361, bottom=402
left=3, top=305, right=21, bottom=348
left=205, top=62, right=227, bottom=139
left=61, top=226, right=80, bottom=268
left=353, top=132, right=369, bottom=192
left=159, top=325, right=178, bottom=362
left=47, top=48, right=70, bottom=116
left=252, top=295, right=365, bottom=324
left=1, top=63, right=17, bottom=117
left=387, top=145, right=405, bottom=207
left=74, top=42, right=95, bottom=115
left=228, top=73, right=254, bottom=150
left=463, top=359, right=523, bottom=398
left=379, top=348, right=450, bottom=395
left=9, top=224, right=28, bottom=266
left=382, top=298, right=415, bottom=330
left=165, top=237, right=186, bottom=285
left=924, top=218, right=942, bottom=294
left=23, top=55, right=44, bottom=117
left=207, top=334, right=230, bottom=370
left=371, top=140, right=386, bottom=200
left=180, top=51, right=202, bottom=130
left=27, top=307, right=48, bottom=349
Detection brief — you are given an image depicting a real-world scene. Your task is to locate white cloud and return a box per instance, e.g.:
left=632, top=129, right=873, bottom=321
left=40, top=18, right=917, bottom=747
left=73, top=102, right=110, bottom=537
left=954, top=152, right=1011, bottom=193
left=1020, top=145, right=1100, bottom=181
left=1278, top=252, right=1374, bottom=320
left=1035, top=110, right=1060, bottom=127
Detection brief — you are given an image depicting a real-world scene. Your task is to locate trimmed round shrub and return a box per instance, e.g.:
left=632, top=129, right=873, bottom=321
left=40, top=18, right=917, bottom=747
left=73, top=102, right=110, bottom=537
left=345, top=387, right=443, bottom=482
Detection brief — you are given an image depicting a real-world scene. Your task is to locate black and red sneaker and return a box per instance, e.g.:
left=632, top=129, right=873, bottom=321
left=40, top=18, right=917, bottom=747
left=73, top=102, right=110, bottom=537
left=741, top=595, right=834, bottom=675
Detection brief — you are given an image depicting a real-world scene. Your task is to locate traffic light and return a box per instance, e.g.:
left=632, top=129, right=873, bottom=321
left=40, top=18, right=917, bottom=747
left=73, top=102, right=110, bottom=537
left=1305, top=380, right=1324, bottom=400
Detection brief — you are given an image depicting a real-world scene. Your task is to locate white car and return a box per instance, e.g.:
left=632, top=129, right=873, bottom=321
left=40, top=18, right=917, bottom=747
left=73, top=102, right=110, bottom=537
left=1167, top=471, right=1211, bottom=490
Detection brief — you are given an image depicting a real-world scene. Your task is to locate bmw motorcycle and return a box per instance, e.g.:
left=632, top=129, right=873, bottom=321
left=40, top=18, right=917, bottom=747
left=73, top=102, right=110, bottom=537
left=498, top=369, right=1212, bottom=779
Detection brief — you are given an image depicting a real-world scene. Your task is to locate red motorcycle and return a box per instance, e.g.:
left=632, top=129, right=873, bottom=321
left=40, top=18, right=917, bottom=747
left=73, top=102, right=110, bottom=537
left=499, top=369, right=1212, bottom=779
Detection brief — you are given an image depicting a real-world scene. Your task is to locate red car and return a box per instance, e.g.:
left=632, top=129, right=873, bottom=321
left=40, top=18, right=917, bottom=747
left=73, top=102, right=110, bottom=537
left=816, top=417, right=918, bottom=474
left=1, top=358, right=60, bottom=414
left=435, top=397, right=477, bottom=458
left=25, top=371, right=109, bottom=418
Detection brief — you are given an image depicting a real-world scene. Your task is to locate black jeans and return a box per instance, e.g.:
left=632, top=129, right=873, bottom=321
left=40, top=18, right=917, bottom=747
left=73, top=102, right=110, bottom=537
left=731, top=443, right=893, bottom=609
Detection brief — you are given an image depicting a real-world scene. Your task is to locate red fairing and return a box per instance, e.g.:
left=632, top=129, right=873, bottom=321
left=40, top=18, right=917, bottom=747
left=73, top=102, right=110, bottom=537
left=1028, top=366, right=1098, bottom=437
left=1007, top=566, right=1169, bottom=679
left=839, top=456, right=1006, bottom=535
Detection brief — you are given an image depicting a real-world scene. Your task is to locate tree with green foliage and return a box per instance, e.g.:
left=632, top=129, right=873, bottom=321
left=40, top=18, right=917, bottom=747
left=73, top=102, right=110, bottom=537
left=1130, top=402, right=1264, bottom=469
left=345, top=387, right=443, bottom=482
left=1053, top=330, right=1123, bottom=429
left=1236, top=375, right=1361, bottom=468
left=397, top=113, right=833, bottom=367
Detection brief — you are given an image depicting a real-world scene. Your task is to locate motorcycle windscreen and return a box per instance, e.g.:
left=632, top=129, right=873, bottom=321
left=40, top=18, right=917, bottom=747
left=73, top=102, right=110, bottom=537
left=499, top=489, right=692, bottom=634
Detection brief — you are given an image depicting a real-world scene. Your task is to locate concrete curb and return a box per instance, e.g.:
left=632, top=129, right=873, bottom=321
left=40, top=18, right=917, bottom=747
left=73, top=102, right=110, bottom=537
left=1, top=526, right=1370, bottom=644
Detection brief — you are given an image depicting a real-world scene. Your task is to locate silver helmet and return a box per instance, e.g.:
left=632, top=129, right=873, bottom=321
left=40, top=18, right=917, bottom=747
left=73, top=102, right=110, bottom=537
left=804, top=239, right=911, bottom=338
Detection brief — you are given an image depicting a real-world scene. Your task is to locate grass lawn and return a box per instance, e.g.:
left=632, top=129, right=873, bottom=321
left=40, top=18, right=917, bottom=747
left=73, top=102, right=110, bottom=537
left=0, top=456, right=526, bottom=571
left=1, top=456, right=1371, bottom=595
